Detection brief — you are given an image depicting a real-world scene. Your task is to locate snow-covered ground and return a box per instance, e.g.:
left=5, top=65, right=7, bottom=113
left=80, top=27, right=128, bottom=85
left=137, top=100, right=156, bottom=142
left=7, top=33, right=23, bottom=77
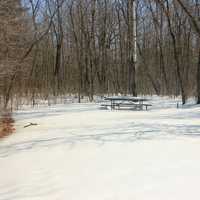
left=0, top=96, right=200, bottom=200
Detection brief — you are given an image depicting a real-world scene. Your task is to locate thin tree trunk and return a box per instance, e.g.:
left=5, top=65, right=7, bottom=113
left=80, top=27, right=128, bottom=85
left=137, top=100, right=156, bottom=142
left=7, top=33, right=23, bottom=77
left=197, top=47, right=200, bottom=104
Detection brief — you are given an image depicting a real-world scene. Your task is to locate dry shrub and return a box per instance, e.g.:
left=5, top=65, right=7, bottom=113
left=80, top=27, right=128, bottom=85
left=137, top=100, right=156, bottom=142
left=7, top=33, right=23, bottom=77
left=0, top=113, right=15, bottom=139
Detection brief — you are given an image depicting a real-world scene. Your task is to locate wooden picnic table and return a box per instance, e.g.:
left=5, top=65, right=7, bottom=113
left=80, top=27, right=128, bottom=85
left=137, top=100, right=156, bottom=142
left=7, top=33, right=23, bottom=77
left=101, top=96, right=152, bottom=110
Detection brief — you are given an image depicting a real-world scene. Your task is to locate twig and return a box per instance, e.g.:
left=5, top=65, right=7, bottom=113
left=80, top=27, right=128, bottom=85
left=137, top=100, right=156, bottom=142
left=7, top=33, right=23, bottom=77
left=24, top=123, right=38, bottom=128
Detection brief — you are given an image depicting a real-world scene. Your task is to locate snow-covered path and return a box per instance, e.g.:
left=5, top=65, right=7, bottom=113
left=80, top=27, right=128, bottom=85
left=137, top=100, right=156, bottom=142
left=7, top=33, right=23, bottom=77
left=0, top=97, right=200, bottom=200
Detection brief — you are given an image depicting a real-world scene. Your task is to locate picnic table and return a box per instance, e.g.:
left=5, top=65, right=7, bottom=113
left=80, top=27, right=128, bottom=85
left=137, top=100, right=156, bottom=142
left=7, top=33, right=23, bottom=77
left=100, top=96, right=152, bottom=110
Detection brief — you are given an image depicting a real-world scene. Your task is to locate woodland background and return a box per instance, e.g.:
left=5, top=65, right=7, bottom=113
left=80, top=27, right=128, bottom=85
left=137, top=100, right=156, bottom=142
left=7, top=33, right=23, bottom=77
left=1, top=0, right=200, bottom=112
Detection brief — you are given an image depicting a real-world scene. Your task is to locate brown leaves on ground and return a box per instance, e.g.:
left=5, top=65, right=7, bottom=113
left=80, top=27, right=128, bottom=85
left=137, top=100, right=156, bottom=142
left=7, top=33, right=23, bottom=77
left=0, top=113, right=15, bottom=139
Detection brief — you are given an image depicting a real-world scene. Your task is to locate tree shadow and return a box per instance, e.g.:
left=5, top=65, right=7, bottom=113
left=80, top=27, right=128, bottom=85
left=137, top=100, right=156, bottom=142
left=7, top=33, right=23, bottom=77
left=1, top=122, right=200, bottom=158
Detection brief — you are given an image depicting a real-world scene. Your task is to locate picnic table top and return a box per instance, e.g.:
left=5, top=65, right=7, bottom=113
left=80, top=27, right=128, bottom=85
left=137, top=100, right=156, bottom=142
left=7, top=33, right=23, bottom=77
left=104, top=96, right=149, bottom=102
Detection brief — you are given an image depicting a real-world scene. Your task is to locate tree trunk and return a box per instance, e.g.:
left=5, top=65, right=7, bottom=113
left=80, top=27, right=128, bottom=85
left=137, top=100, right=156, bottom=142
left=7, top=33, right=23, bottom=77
left=197, top=47, right=200, bottom=104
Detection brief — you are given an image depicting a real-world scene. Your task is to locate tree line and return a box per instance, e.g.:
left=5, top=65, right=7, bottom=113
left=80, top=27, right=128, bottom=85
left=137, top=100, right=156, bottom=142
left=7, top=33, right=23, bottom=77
left=0, top=0, right=200, bottom=111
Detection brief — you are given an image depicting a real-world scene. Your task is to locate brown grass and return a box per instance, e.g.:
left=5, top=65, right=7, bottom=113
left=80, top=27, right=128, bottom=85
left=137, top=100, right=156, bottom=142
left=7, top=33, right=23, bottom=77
left=0, top=113, right=15, bottom=139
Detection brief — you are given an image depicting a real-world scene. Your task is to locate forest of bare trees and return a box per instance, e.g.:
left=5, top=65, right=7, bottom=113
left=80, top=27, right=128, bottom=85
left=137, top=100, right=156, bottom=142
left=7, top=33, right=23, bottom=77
left=1, top=0, right=200, bottom=111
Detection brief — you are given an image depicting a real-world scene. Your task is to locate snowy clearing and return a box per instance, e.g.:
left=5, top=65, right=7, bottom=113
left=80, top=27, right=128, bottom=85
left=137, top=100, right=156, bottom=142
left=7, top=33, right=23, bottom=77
left=0, top=96, right=200, bottom=200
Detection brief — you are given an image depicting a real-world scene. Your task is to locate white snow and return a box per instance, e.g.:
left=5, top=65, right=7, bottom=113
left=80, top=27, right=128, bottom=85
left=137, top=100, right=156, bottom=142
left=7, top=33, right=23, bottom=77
left=0, top=96, right=200, bottom=200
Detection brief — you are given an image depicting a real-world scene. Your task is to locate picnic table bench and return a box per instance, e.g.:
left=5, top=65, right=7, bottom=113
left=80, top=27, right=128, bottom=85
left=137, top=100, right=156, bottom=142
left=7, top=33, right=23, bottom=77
left=100, top=96, right=152, bottom=110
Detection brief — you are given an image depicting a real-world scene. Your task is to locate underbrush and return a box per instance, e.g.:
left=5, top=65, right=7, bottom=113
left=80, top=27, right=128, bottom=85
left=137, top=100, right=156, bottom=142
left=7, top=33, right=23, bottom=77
left=0, top=113, right=15, bottom=139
